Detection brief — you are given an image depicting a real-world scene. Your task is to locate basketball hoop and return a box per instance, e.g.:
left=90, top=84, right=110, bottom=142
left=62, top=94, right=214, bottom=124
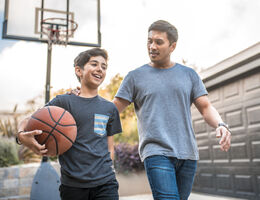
left=41, top=17, right=78, bottom=47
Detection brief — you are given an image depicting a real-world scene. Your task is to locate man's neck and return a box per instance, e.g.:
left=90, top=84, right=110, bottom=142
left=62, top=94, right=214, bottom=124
left=150, top=61, right=175, bottom=69
left=79, top=86, right=98, bottom=98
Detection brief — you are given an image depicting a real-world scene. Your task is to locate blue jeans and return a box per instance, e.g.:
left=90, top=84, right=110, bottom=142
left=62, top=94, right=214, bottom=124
left=144, top=155, right=197, bottom=200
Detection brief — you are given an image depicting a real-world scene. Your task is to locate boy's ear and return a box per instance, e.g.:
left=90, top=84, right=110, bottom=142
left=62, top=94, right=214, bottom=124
left=75, top=66, right=82, bottom=77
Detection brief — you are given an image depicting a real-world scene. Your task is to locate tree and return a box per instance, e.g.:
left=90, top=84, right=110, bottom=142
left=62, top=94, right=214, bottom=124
left=99, top=74, right=138, bottom=144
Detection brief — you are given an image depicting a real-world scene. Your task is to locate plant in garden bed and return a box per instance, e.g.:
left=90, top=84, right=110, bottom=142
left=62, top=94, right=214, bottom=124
left=0, top=137, right=20, bottom=167
left=114, top=143, right=144, bottom=174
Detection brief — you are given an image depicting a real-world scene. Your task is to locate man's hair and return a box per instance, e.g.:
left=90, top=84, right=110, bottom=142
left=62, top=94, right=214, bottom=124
left=74, top=48, right=108, bottom=81
left=148, top=20, right=178, bottom=44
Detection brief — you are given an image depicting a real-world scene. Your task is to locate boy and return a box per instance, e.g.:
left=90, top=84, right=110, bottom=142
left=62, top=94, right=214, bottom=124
left=17, top=48, right=122, bottom=200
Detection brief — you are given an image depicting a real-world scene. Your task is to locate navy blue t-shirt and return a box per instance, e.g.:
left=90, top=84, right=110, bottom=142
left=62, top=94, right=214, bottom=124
left=47, top=94, right=122, bottom=188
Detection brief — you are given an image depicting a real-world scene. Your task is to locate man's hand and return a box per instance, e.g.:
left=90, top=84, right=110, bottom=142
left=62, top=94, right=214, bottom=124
left=216, top=126, right=231, bottom=152
left=18, top=130, right=48, bottom=156
left=67, top=86, right=81, bottom=96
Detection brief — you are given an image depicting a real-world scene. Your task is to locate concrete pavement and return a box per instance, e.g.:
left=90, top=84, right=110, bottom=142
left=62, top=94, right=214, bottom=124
left=120, top=192, right=246, bottom=200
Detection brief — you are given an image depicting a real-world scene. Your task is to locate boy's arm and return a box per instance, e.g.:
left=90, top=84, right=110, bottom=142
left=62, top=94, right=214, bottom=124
left=107, top=136, right=115, bottom=160
left=113, top=97, right=131, bottom=113
left=17, top=118, right=48, bottom=156
left=194, top=95, right=231, bottom=152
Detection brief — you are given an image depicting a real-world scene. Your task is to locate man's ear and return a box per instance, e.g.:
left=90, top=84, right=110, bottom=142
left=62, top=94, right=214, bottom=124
left=170, top=42, right=177, bottom=52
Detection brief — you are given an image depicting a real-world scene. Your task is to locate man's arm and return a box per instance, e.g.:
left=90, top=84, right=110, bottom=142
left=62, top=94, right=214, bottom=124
left=17, top=118, right=48, bottom=155
left=194, top=95, right=231, bottom=152
left=107, top=97, right=130, bottom=160
left=112, top=97, right=131, bottom=113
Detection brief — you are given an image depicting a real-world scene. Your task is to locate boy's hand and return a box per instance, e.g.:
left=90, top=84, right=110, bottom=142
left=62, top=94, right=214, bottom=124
left=216, top=126, right=231, bottom=152
left=18, top=130, right=48, bottom=156
left=67, top=86, right=81, bottom=96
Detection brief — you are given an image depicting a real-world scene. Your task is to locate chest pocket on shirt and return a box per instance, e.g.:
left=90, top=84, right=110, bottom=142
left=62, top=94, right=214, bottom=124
left=94, top=114, right=109, bottom=136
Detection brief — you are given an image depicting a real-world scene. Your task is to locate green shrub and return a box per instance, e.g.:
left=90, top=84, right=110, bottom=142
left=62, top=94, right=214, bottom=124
left=0, top=137, right=20, bottom=167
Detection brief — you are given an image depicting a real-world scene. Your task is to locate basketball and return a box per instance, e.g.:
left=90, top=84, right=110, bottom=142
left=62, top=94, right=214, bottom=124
left=25, top=106, right=77, bottom=156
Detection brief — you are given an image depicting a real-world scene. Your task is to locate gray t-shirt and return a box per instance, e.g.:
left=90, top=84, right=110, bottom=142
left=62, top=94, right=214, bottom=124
left=115, top=63, right=207, bottom=161
left=47, top=94, right=122, bottom=188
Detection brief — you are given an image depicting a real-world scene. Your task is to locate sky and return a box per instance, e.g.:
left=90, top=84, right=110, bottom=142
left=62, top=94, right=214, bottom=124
left=0, top=0, right=260, bottom=112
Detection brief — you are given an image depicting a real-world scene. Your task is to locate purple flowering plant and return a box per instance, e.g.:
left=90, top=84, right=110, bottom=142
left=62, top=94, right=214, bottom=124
left=114, top=143, right=144, bottom=174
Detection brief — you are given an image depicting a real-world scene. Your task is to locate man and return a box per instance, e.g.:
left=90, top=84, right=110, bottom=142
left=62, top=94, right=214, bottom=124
left=113, top=20, right=231, bottom=200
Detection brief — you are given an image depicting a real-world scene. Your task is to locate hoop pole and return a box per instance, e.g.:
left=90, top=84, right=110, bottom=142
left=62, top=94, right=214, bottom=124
left=97, top=0, right=101, bottom=45
left=42, top=42, right=52, bottom=163
left=45, top=43, right=52, bottom=104
left=67, top=0, right=69, bottom=40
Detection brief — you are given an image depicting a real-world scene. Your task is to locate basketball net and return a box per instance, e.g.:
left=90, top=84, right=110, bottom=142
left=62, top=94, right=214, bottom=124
left=41, top=18, right=78, bottom=49
left=46, top=25, right=68, bottom=47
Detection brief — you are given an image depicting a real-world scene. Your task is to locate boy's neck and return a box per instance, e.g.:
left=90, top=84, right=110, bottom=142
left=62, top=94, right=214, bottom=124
left=79, top=86, right=98, bottom=98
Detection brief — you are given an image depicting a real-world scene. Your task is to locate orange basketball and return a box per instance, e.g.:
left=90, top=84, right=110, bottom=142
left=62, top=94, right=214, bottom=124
left=25, top=106, right=77, bottom=156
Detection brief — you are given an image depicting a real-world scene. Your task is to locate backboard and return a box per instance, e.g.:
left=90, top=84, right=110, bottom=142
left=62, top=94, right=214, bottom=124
left=2, top=0, right=101, bottom=47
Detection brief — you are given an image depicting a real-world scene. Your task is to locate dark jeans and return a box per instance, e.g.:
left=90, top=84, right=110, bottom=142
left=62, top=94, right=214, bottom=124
left=144, top=155, right=197, bottom=200
left=59, top=179, right=119, bottom=200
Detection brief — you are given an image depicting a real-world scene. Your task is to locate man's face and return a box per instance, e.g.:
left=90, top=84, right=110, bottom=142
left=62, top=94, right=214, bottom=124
left=147, top=30, right=176, bottom=65
left=76, top=56, right=107, bottom=89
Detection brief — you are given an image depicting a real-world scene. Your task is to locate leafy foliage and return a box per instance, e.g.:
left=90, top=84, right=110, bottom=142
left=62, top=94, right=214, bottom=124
left=0, top=137, right=19, bottom=167
left=24, top=94, right=44, bottom=115
left=0, top=105, right=19, bottom=138
left=0, top=101, right=44, bottom=165
left=51, top=88, right=73, bottom=99
left=18, top=146, right=41, bottom=163
left=99, top=74, right=138, bottom=144
left=114, top=143, right=144, bottom=174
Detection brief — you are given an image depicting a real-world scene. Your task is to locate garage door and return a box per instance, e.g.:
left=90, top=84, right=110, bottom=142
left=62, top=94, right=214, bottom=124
left=192, top=46, right=260, bottom=200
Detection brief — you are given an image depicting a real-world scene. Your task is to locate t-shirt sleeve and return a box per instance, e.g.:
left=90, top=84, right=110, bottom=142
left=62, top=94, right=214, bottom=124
left=191, top=70, right=208, bottom=101
left=115, top=71, right=135, bottom=103
left=45, top=95, right=63, bottom=107
left=106, top=106, right=122, bottom=136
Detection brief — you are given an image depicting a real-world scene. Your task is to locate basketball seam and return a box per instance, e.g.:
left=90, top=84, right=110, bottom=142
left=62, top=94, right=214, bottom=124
left=42, top=130, right=59, bottom=155
left=47, top=107, right=76, bottom=127
left=31, top=116, right=75, bottom=144
left=46, top=108, right=69, bottom=155
left=48, top=107, right=76, bottom=127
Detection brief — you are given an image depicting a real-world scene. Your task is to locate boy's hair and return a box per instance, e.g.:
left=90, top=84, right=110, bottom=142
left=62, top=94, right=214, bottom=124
left=74, top=47, right=108, bottom=82
left=148, top=20, right=178, bottom=44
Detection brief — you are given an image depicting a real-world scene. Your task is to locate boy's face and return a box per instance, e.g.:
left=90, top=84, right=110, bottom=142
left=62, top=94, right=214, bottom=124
left=76, top=56, right=107, bottom=89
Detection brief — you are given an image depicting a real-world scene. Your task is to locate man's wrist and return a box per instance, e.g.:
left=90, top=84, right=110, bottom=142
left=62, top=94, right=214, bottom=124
left=218, top=122, right=231, bottom=132
left=16, top=130, right=24, bottom=145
